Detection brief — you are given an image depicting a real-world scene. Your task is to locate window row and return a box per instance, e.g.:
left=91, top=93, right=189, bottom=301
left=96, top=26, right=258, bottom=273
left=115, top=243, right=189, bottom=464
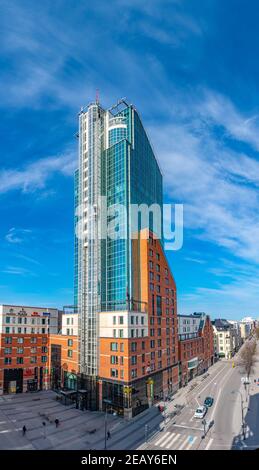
left=4, top=356, right=47, bottom=365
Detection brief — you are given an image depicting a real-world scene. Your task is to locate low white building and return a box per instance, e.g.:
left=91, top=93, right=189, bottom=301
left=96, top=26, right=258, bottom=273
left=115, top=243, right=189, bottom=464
left=213, top=319, right=235, bottom=359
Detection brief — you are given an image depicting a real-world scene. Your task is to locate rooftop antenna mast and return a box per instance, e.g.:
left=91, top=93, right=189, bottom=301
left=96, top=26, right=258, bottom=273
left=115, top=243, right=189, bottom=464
left=96, top=88, right=99, bottom=104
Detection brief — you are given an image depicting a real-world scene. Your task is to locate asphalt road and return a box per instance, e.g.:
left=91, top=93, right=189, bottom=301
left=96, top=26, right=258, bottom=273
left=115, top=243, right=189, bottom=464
left=143, top=346, right=259, bottom=451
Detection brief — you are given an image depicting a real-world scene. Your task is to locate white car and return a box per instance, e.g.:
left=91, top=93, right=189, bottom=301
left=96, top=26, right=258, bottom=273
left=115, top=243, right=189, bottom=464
left=194, top=406, right=207, bottom=419
left=241, top=377, right=250, bottom=385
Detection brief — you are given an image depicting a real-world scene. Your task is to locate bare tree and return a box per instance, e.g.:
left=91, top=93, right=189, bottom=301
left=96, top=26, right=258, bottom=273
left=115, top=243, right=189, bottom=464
left=237, top=340, right=257, bottom=378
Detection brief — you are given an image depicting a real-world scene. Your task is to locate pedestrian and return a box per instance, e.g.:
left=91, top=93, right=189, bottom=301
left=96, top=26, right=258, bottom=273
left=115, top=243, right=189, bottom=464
left=22, top=425, right=27, bottom=436
left=107, top=430, right=111, bottom=440
left=55, top=418, right=60, bottom=428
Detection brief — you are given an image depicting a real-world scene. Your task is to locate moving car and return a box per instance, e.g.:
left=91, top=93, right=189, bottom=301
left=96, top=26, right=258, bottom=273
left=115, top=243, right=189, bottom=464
left=194, top=406, right=207, bottom=419
left=204, top=396, right=214, bottom=407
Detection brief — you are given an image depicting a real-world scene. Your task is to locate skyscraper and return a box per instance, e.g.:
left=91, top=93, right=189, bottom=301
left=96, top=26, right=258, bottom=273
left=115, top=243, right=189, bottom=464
left=75, top=99, right=179, bottom=417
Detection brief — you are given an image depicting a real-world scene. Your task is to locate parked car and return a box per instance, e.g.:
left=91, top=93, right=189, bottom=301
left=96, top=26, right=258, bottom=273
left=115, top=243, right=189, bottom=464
left=194, top=406, right=207, bottom=419
left=204, top=396, right=214, bottom=407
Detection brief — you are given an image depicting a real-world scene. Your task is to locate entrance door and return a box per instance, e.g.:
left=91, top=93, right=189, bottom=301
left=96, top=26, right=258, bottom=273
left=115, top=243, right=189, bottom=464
left=4, top=369, right=23, bottom=394
left=27, top=379, right=38, bottom=392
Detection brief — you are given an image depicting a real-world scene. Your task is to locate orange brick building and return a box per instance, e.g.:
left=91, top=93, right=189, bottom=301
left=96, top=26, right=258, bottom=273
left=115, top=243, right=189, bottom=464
left=0, top=305, right=59, bottom=394
left=99, top=229, right=179, bottom=418
left=48, top=334, right=79, bottom=391
left=178, top=313, right=214, bottom=386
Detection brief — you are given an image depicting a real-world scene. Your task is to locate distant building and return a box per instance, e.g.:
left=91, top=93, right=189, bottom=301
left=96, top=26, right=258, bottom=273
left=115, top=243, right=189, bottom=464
left=178, top=313, right=214, bottom=386
left=212, top=319, right=235, bottom=359
left=239, top=322, right=251, bottom=340
left=228, top=320, right=242, bottom=351
left=0, top=304, right=59, bottom=394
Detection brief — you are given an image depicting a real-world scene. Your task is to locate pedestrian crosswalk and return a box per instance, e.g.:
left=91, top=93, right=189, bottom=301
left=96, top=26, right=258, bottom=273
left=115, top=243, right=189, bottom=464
left=153, top=431, right=201, bottom=450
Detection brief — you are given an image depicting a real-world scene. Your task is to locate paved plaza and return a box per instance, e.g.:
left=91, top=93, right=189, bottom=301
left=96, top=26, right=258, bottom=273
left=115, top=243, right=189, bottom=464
left=0, top=391, right=119, bottom=450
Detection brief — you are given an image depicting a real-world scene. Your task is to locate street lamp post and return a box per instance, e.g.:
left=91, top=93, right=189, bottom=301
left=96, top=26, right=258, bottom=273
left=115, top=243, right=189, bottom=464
left=145, top=424, right=149, bottom=442
left=163, top=392, right=166, bottom=424
left=103, top=399, right=114, bottom=450
left=231, top=391, right=245, bottom=440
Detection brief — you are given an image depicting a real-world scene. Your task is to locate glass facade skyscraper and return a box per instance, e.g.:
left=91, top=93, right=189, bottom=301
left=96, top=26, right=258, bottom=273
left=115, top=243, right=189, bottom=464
left=75, top=99, right=163, bottom=373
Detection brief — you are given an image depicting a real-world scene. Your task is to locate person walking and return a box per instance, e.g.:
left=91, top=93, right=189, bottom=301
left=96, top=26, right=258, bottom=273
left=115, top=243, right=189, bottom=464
left=22, top=425, right=27, bottom=436
left=55, top=418, right=60, bottom=428
left=107, top=430, right=111, bottom=440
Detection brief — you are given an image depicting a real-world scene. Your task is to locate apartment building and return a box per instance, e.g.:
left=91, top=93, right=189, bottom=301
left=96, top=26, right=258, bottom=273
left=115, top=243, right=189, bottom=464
left=178, top=313, right=214, bottom=386
left=0, top=304, right=59, bottom=394
left=212, top=319, right=235, bottom=359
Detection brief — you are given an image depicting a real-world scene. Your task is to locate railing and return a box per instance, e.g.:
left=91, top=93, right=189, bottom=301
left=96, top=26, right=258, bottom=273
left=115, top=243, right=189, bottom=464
left=101, top=299, right=148, bottom=313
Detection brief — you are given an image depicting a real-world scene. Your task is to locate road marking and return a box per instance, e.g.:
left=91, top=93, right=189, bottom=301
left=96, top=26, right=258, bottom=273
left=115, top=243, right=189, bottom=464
left=210, top=387, right=222, bottom=421
left=160, top=433, right=176, bottom=448
left=205, top=438, right=213, bottom=450
left=210, top=367, right=233, bottom=422
left=154, top=431, right=171, bottom=447
left=186, top=436, right=197, bottom=450
left=172, top=423, right=203, bottom=431
left=165, top=433, right=181, bottom=449
left=178, top=435, right=191, bottom=450
left=195, top=364, right=228, bottom=397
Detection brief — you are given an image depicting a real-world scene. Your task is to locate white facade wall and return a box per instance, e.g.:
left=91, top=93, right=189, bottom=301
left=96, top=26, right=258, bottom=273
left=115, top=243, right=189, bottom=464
left=215, top=329, right=234, bottom=358
left=0, top=305, right=59, bottom=335
left=99, top=310, right=148, bottom=339
left=62, top=313, right=79, bottom=336
left=178, top=315, right=200, bottom=337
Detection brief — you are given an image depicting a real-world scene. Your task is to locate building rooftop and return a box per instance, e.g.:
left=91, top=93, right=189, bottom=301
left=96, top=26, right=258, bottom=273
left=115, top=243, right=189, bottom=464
left=212, top=319, right=231, bottom=330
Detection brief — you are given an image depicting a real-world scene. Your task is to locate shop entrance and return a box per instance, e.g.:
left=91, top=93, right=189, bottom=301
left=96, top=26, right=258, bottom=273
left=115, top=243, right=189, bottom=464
left=4, top=369, right=23, bottom=394
left=27, top=379, right=38, bottom=392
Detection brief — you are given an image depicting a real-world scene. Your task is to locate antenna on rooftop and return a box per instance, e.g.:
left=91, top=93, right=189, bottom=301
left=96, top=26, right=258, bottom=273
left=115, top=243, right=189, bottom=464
left=96, top=89, right=99, bottom=104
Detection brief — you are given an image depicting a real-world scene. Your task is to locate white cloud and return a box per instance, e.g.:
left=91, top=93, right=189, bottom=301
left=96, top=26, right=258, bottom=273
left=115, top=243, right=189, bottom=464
left=5, top=228, right=32, bottom=244
left=0, top=152, right=76, bottom=194
left=2, top=266, right=36, bottom=276
left=151, top=92, right=259, bottom=265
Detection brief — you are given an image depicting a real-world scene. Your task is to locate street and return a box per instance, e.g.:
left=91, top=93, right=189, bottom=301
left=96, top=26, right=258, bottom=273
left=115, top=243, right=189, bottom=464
left=0, top=344, right=258, bottom=450
left=140, top=342, right=259, bottom=451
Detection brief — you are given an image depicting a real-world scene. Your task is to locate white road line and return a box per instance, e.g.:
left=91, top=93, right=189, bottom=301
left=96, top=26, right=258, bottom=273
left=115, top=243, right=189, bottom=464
left=165, top=433, right=181, bottom=449
left=196, top=364, right=228, bottom=397
left=210, top=367, right=233, bottom=421
left=172, top=423, right=203, bottom=431
left=160, top=433, right=176, bottom=448
left=205, top=438, right=213, bottom=450
left=186, top=436, right=197, bottom=450
left=154, top=431, right=170, bottom=447
left=178, top=435, right=191, bottom=450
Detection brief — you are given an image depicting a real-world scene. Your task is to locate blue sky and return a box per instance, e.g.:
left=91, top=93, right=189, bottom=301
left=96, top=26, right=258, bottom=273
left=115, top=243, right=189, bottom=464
left=0, top=0, right=259, bottom=319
